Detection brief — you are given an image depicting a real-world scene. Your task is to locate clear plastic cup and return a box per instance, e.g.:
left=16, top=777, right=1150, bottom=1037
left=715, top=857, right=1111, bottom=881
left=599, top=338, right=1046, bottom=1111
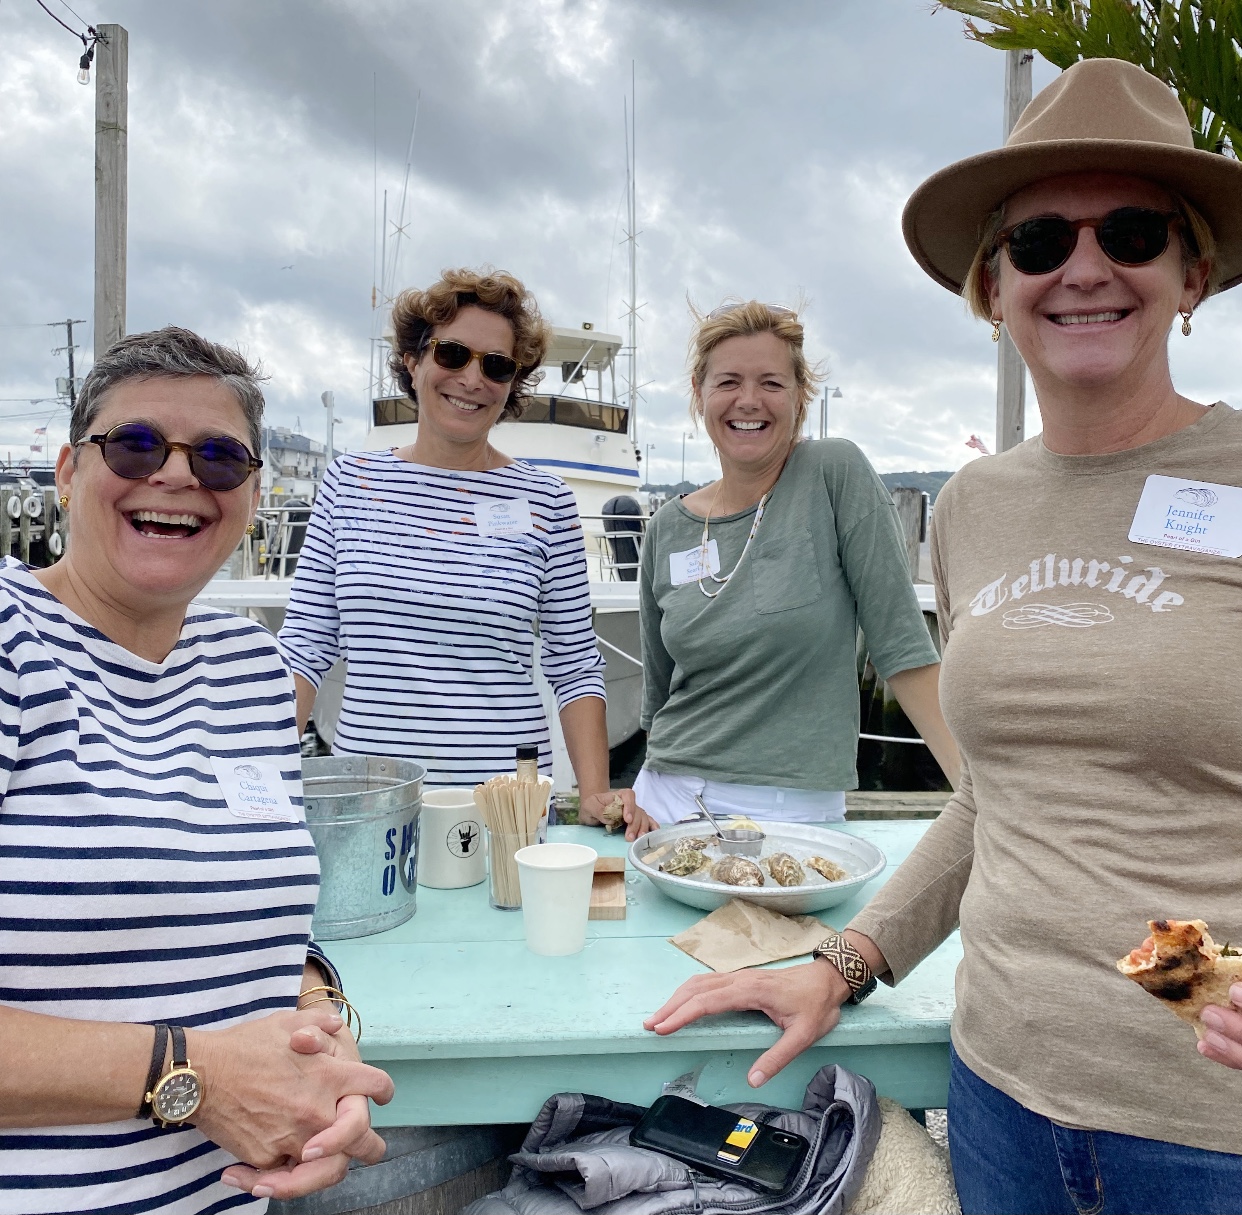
left=514, top=842, right=597, bottom=955
left=487, top=829, right=527, bottom=911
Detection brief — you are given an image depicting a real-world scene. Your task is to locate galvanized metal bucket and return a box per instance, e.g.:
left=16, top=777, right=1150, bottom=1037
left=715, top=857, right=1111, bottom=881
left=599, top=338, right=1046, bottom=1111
left=303, top=755, right=425, bottom=941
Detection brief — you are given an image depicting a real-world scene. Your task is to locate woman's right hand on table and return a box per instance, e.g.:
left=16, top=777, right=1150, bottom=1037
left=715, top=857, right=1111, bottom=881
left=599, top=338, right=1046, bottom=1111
left=189, top=1007, right=394, bottom=1188
left=644, top=958, right=851, bottom=1087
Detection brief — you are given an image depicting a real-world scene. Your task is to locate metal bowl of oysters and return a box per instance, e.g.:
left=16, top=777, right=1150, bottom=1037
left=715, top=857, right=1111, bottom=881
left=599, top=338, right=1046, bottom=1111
left=628, top=821, right=887, bottom=915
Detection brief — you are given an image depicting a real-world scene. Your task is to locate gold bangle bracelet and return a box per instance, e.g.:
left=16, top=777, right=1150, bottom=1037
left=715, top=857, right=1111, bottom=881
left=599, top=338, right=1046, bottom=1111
left=297, top=985, right=362, bottom=1043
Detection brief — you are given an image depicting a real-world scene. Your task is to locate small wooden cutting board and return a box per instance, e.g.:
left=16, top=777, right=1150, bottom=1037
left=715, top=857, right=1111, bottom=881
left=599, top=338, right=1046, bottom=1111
left=589, top=856, right=627, bottom=920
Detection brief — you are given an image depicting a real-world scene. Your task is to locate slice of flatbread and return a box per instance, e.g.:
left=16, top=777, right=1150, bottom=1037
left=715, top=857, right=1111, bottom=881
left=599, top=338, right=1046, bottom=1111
left=1117, top=919, right=1242, bottom=1040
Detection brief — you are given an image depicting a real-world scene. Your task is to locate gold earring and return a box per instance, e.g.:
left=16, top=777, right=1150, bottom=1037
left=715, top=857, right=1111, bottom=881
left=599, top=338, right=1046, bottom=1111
left=1180, top=311, right=1192, bottom=337
left=59, top=495, right=69, bottom=508
left=246, top=523, right=256, bottom=536
left=991, top=319, right=1002, bottom=343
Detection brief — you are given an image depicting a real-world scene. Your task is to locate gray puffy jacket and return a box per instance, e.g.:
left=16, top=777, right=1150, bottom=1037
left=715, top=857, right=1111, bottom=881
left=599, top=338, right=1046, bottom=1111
left=462, top=1065, right=880, bottom=1215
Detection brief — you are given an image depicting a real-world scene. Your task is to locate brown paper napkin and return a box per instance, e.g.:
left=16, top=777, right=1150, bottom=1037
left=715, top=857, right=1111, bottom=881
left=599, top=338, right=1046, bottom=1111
left=669, top=899, right=830, bottom=972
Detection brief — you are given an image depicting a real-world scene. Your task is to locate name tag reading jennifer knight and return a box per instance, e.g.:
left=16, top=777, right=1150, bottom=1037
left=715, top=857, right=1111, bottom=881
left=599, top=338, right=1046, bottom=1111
left=210, top=757, right=300, bottom=823
left=1128, top=474, right=1242, bottom=558
left=474, top=498, right=534, bottom=538
left=669, top=539, right=720, bottom=586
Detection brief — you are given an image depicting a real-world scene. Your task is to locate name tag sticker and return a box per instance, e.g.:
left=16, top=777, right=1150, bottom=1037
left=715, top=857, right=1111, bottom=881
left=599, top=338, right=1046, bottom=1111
left=474, top=498, right=534, bottom=538
left=669, top=539, right=720, bottom=586
left=210, top=757, right=299, bottom=823
left=1128, top=474, right=1242, bottom=558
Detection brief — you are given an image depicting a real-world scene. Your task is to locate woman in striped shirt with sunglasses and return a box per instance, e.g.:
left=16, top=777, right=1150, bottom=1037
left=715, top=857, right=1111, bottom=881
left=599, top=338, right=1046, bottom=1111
left=0, top=327, right=392, bottom=1214
left=280, top=268, right=654, bottom=840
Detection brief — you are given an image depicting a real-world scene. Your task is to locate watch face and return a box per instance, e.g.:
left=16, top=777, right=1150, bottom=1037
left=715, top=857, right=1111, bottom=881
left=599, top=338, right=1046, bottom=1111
left=153, top=1069, right=202, bottom=1123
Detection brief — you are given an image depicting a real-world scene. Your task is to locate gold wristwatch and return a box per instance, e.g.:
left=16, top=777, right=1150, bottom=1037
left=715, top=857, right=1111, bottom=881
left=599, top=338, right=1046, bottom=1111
left=146, top=1025, right=203, bottom=1127
left=812, top=933, right=878, bottom=1005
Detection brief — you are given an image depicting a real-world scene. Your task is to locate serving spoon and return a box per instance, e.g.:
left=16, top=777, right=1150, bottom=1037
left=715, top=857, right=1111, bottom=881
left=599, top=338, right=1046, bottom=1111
left=693, top=794, right=765, bottom=857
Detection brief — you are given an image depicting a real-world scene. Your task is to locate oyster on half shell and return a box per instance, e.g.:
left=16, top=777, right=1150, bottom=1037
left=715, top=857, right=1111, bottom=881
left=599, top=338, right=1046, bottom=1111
left=807, top=855, right=849, bottom=883
left=677, top=836, right=715, bottom=851
left=764, top=852, right=806, bottom=887
left=662, top=841, right=710, bottom=877
left=710, top=855, right=764, bottom=887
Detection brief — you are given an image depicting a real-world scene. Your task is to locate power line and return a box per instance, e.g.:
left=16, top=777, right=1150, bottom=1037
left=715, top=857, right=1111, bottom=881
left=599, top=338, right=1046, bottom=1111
left=54, top=0, right=91, bottom=29
left=0, top=408, right=69, bottom=424
left=33, top=0, right=83, bottom=40
left=32, top=0, right=103, bottom=84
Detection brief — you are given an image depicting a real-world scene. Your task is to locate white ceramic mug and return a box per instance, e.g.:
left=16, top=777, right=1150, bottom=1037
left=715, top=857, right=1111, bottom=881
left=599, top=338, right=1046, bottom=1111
left=418, top=789, right=486, bottom=889
left=515, top=842, right=598, bottom=955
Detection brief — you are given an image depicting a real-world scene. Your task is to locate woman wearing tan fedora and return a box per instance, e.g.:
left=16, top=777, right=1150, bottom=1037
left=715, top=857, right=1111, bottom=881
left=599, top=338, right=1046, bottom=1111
left=645, top=58, right=1242, bottom=1213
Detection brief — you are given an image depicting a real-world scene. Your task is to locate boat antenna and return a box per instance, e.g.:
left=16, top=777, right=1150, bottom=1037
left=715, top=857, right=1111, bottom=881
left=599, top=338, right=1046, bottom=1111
left=621, top=62, right=639, bottom=444
left=369, top=91, right=420, bottom=404
left=384, top=93, right=421, bottom=307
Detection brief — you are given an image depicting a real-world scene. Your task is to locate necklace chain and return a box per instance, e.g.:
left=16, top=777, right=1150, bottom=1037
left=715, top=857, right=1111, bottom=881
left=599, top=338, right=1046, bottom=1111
left=696, top=481, right=770, bottom=599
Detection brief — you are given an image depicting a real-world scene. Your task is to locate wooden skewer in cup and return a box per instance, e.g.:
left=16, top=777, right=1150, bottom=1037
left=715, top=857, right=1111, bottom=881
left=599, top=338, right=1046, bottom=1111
left=474, top=774, right=552, bottom=907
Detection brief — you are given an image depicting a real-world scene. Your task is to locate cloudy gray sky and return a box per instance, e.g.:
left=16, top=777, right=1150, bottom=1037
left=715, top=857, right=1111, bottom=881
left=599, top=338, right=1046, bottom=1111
left=1, top=0, right=1238, bottom=482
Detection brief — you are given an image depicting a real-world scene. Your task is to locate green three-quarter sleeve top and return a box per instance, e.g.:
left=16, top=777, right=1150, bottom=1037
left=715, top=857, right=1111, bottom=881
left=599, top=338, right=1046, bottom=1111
left=639, top=438, right=939, bottom=791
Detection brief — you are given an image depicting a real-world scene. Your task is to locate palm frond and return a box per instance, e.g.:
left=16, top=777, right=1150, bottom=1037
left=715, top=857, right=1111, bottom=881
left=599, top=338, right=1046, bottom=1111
left=934, top=0, right=1242, bottom=155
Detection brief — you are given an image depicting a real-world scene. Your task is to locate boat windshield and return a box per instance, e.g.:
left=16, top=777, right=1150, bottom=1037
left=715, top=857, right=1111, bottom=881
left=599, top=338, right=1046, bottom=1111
left=371, top=395, right=629, bottom=434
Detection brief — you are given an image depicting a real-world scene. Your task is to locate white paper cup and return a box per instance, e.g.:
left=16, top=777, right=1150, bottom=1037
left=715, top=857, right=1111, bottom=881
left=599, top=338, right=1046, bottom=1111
left=515, top=842, right=597, bottom=956
left=418, top=789, right=486, bottom=890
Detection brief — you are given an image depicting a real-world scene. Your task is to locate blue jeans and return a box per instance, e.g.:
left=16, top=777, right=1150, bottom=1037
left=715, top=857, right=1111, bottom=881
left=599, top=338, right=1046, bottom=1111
left=948, top=1043, right=1242, bottom=1214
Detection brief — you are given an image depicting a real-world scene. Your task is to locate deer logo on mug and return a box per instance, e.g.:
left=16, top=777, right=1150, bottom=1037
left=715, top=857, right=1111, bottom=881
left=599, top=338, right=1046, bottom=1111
left=448, top=821, right=481, bottom=859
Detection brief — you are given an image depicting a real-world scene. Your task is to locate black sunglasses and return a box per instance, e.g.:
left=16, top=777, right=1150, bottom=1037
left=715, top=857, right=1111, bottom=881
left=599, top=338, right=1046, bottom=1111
left=995, top=208, right=1186, bottom=276
left=82, top=422, right=262, bottom=492
left=422, top=338, right=519, bottom=385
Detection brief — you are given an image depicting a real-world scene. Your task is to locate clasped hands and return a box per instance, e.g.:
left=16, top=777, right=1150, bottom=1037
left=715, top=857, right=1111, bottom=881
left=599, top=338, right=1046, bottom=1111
left=187, top=1006, right=395, bottom=1201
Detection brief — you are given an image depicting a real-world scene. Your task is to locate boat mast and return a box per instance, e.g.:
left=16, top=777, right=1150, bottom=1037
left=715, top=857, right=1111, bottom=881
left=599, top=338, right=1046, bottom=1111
left=622, top=63, right=638, bottom=444
left=369, top=93, right=420, bottom=406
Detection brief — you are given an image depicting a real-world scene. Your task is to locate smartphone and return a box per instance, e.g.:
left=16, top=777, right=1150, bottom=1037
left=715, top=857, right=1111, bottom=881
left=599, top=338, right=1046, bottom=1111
left=630, top=1094, right=809, bottom=1195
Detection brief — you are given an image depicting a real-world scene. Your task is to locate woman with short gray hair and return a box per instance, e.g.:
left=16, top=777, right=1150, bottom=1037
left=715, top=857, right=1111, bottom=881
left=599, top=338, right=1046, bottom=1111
left=0, top=326, right=394, bottom=1212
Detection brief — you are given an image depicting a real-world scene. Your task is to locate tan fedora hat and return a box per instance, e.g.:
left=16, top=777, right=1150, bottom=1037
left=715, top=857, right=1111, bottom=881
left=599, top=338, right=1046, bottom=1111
left=903, top=57, right=1242, bottom=294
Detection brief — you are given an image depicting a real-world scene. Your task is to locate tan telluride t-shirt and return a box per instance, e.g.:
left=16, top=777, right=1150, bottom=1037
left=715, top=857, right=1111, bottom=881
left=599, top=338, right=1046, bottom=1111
left=849, top=404, right=1242, bottom=1156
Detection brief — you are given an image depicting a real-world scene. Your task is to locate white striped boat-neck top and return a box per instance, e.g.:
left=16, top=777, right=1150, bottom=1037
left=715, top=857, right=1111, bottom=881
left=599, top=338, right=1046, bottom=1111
left=0, top=560, right=319, bottom=1215
left=278, top=450, right=606, bottom=787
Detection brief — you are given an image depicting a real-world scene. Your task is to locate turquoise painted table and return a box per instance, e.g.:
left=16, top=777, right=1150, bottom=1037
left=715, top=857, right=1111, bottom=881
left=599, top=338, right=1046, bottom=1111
left=329, top=820, right=959, bottom=1126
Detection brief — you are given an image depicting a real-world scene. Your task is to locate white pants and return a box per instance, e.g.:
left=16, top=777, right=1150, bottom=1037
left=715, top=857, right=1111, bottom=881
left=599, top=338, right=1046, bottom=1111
left=633, top=767, right=846, bottom=826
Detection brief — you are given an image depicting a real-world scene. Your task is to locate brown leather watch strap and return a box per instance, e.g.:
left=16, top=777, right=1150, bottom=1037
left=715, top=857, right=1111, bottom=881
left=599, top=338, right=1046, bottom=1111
left=137, top=1023, right=169, bottom=1119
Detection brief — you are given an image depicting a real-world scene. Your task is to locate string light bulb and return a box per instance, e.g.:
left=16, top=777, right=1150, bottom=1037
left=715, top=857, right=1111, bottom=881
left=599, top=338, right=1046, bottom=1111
left=76, top=47, right=94, bottom=85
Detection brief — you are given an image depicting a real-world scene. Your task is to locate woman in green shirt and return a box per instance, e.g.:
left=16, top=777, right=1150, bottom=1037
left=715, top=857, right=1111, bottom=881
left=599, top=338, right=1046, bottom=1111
left=635, top=301, right=959, bottom=824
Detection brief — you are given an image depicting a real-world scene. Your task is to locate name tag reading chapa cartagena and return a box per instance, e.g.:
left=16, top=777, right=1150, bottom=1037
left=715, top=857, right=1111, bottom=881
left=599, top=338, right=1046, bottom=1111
left=210, top=757, right=299, bottom=823
left=474, top=498, right=534, bottom=538
left=1128, top=474, right=1242, bottom=559
left=669, top=539, right=720, bottom=586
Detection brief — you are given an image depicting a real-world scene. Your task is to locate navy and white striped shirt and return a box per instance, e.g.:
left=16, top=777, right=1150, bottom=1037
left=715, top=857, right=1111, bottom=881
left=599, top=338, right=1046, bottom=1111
left=0, top=560, right=320, bottom=1215
left=278, top=451, right=605, bottom=787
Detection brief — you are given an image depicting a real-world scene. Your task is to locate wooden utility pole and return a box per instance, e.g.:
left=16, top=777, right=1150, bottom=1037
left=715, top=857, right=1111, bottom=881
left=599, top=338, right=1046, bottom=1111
left=890, top=487, right=928, bottom=582
left=50, top=319, right=86, bottom=410
left=996, top=48, right=1032, bottom=454
left=94, top=24, right=128, bottom=359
